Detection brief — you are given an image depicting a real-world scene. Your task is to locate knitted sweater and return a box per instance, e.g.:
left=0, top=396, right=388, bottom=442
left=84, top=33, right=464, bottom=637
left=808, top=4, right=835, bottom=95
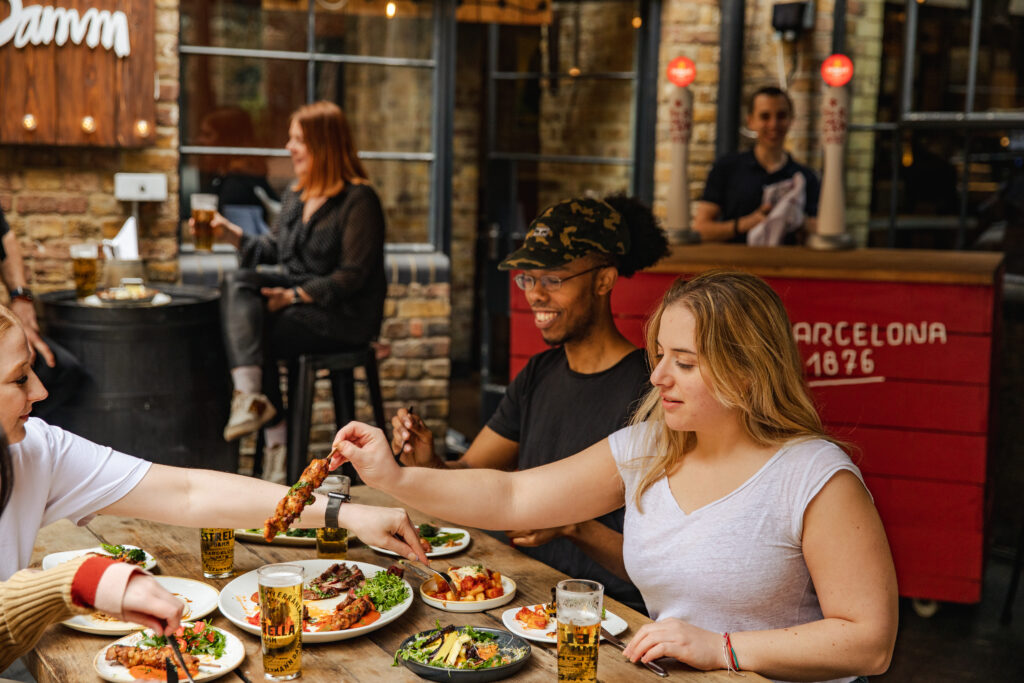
left=0, top=555, right=140, bottom=669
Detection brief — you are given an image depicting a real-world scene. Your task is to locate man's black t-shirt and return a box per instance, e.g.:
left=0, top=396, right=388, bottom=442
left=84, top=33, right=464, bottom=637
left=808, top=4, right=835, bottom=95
left=700, top=150, right=821, bottom=244
left=487, top=347, right=649, bottom=613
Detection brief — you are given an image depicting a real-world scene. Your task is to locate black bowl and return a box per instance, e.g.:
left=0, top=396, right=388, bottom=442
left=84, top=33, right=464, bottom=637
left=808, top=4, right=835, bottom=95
left=395, top=626, right=532, bottom=682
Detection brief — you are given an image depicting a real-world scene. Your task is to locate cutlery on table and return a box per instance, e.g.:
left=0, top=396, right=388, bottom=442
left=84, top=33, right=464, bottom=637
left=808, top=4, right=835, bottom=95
left=600, top=626, right=669, bottom=677
left=168, top=637, right=198, bottom=683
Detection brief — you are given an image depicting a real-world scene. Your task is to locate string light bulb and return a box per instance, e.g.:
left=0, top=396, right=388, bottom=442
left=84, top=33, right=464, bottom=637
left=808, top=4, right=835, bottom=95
left=135, top=119, right=151, bottom=137
left=385, top=1, right=396, bottom=18
left=568, top=66, right=581, bottom=77
left=22, top=114, right=37, bottom=131
left=81, top=116, right=97, bottom=134
left=632, top=15, right=642, bottom=29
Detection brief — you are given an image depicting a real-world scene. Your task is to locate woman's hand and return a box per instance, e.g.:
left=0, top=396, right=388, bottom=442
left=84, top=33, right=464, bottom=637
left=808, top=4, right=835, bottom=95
left=505, top=525, right=577, bottom=547
left=622, top=618, right=723, bottom=670
left=340, top=503, right=429, bottom=564
left=390, top=408, right=440, bottom=467
left=329, top=422, right=401, bottom=490
left=118, top=573, right=185, bottom=636
left=261, top=287, right=293, bottom=312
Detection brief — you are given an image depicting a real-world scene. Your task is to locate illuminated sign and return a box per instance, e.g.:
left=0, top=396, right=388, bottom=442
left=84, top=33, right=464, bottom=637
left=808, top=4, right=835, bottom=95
left=0, top=0, right=131, bottom=57
left=821, top=53, right=853, bottom=87
left=666, top=56, right=696, bottom=88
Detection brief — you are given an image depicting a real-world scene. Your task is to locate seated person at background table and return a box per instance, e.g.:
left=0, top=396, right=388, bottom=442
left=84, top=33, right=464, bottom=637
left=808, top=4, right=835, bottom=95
left=391, top=195, right=668, bottom=614
left=694, top=86, right=820, bottom=246
left=0, top=428, right=185, bottom=667
left=0, top=305, right=427, bottom=584
left=339, top=270, right=898, bottom=682
left=0, top=206, right=83, bottom=419
left=198, top=101, right=386, bottom=484
left=196, top=106, right=280, bottom=236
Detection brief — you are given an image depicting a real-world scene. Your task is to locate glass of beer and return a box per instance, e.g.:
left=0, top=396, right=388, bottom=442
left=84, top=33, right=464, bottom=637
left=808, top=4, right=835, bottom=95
left=556, top=579, right=603, bottom=683
left=200, top=528, right=234, bottom=578
left=316, top=474, right=350, bottom=559
left=69, top=242, right=99, bottom=298
left=258, top=564, right=303, bottom=681
left=190, top=193, right=218, bottom=251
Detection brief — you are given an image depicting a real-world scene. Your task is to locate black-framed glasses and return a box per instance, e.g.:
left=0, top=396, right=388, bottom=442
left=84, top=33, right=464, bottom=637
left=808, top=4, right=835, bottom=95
left=513, top=265, right=605, bottom=292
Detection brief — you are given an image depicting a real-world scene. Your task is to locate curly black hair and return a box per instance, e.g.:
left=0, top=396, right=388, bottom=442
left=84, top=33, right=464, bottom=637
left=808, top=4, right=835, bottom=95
left=601, top=194, right=670, bottom=277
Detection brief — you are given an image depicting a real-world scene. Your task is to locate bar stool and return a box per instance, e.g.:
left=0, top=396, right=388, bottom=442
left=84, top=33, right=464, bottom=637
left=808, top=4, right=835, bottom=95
left=286, top=346, right=386, bottom=483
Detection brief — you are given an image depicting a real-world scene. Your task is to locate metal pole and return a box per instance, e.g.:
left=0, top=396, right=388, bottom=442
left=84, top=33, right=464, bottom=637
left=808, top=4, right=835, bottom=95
left=715, top=0, right=745, bottom=158
left=631, top=0, right=660, bottom=204
left=957, top=0, right=983, bottom=250
left=832, top=0, right=847, bottom=55
left=429, top=0, right=456, bottom=255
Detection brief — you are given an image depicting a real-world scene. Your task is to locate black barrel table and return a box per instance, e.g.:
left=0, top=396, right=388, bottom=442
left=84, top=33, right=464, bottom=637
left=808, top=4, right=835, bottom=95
left=40, top=285, right=235, bottom=471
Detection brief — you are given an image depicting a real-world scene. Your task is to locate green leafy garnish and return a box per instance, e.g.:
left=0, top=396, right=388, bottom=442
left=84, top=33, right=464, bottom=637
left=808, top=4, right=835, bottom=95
left=141, top=622, right=226, bottom=658
left=417, top=523, right=439, bottom=537
left=355, top=571, right=410, bottom=612
left=283, top=528, right=317, bottom=538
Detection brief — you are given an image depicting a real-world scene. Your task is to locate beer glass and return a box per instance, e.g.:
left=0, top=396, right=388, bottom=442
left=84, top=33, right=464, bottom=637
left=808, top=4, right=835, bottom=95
left=315, top=474, right=350, bottom=559
left=190, top=193, right=218, bottom=251
left=556, top=579, right=603, bottom=683
left=199, top=528, right=234, bottom=578
left=258, top=564, right=303, bottom=681
left=69, top=242, right=99, bottom=298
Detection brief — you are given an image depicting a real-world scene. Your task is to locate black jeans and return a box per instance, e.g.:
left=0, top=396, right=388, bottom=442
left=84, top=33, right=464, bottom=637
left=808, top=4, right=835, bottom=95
left=32, top=335, right=84, bottom=420
left=220, top=269, right=352, bottom=421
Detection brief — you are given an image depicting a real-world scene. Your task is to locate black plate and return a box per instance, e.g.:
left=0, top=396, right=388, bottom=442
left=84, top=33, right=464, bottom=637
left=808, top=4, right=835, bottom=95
left=395, top=626, right=531, bottom=682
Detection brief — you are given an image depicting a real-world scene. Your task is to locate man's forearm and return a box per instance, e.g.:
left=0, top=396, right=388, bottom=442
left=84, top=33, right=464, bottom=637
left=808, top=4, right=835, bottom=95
left=563, top=520, right=629, bottom=581
left=0, top=231, right=26, bottom=291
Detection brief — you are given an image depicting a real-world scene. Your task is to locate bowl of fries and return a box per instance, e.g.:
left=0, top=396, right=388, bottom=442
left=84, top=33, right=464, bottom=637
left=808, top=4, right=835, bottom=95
left=419, top=566, right=516, bottom=613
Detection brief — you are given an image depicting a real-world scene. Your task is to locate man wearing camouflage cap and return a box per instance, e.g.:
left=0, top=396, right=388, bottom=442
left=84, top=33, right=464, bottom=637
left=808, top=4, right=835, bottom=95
left=391, top=195, right=668, bottom=613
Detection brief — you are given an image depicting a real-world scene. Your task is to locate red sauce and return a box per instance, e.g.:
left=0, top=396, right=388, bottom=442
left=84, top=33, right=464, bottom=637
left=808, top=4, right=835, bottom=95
left=128, top=665, right=166, bottom=681
left=353, top=609, right=380, bottom=628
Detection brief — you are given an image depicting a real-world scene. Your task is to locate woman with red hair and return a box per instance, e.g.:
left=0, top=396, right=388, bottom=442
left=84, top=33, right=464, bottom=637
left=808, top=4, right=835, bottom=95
left=202, top=102, right=386, bottom=482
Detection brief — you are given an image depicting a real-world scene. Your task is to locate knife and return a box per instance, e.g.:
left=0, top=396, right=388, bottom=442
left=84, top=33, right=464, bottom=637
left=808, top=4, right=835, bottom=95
left=168, top=636, right=198, bottom=683
left=164, top=656, right=178, bottom=683
left=600, top=626, right=669, bottom=677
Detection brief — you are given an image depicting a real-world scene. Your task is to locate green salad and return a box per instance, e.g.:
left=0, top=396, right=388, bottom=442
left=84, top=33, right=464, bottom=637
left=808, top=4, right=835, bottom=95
left=417, top=523, right=466, bottom=548
left=395, top=624, right=525, bottom=670
left=99, top=543, right=147, bottom=565
left=356, top=571, right=410, bottom=612
left=244, top=527, right=317, bottom=539
left=140, top=620, right=226, bottom=658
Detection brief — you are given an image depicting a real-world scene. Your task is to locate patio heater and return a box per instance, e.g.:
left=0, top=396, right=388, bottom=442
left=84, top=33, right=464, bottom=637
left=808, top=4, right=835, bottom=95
left=808, top=53, right=856, bottom=250
left=664, top=56, right=701, bottom=244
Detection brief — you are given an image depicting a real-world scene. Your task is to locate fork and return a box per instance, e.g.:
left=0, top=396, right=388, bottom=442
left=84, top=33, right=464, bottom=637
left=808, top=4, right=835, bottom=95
left=398, top=559, right=460, bottom=597
left=168, top=636, right=198, bottom=683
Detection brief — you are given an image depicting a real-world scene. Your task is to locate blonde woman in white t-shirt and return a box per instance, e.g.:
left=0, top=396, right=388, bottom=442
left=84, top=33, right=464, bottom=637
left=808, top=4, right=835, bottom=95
left=330, top=270, right=898, bottom=683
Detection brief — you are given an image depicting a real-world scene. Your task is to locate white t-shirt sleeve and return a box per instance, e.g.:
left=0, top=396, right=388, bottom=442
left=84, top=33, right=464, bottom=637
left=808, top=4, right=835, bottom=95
left=608, top=423, right=656, bottom=501
left=38, top=420, right=152, bottom=527
left=783, top=439, right=868, bottom=542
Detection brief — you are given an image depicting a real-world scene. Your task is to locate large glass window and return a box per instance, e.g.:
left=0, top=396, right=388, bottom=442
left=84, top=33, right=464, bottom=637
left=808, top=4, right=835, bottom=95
left=179, top=0, right=438, bottom=246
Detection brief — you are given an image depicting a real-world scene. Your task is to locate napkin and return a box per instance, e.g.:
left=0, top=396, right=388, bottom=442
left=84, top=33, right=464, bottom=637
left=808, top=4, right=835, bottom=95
left=103, top=216, right=140, bottom=260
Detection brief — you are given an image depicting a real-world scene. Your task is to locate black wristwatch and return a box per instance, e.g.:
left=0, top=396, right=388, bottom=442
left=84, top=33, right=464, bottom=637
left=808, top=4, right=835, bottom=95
left=10, top=286, right=33, bottom=302
left=325, top=491, right=351, bottom=529
left=291, top=287, right=302, bottom=305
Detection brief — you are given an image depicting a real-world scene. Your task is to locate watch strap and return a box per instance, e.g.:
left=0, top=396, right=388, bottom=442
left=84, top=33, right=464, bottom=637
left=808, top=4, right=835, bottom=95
left=325, top=491, right=351, bottom=529
left=10, top=286, right=33, bottom=301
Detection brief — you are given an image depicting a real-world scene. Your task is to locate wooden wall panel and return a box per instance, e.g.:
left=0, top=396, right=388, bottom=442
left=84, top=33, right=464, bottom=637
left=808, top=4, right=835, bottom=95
left=117, top=0, right=155, bottom=146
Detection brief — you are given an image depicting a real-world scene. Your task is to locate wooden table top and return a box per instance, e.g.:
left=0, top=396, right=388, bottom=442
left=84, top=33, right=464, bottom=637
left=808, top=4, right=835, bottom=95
left=25, top=486, right=766, bottom=682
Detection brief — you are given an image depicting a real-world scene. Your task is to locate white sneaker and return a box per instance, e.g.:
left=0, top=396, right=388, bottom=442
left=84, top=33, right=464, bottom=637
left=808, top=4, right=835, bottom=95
left=263, top=443, right=288, bottom=484
left=223, top=392, right=277, bottom=441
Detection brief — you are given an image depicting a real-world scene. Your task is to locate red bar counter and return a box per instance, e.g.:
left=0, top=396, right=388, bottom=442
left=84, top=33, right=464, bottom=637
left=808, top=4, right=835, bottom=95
left=510, top=244, right=1004, bottom=605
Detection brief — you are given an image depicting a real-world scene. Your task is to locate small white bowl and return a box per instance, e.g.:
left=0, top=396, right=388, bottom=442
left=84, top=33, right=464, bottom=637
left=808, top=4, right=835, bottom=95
left=419, top=575, right=517, bottom=613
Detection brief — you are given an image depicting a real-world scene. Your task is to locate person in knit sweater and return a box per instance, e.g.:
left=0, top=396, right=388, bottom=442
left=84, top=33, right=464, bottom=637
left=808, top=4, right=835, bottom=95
left=0, top=552, right=181, bottom=669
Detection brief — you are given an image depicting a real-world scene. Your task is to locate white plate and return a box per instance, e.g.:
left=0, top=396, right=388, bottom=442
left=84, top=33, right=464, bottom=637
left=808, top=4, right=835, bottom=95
left=93, top=624, right=244, bottom=682
left=42, top=546, right=157, bottom=572
left=217, top=559, right=413, bottom=643
left=419, top=575, right=517, bottom=613
left=368, top=527, right=471, bottom=559
left=500, top=604, right=629, bottom=644
left=64, top=576, right=220, bottom=635
left=234, top=528, right=317, bottom=547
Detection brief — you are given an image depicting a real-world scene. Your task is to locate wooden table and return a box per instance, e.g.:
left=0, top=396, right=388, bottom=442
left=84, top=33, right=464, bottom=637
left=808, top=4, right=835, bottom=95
left=25, top=486, right=765, bottom=682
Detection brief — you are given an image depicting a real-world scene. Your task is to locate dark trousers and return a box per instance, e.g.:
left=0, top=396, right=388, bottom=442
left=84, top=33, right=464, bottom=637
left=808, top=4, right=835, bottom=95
left=32, top=336, right=83, bottom=420
left=220, top=269, right=351, bottom=421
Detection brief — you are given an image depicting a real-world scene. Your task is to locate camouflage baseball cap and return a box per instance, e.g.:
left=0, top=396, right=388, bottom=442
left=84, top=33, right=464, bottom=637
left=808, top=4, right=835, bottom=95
left=498, top=198, right=629, bottom=270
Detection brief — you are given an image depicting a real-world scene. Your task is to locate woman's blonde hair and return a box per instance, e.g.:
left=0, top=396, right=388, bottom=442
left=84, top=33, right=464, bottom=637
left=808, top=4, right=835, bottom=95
left=628, top=270, right=834, bottom=508
left=0, top=305, right=18, bottom=338
left=291, top=101, right=369, bottom=200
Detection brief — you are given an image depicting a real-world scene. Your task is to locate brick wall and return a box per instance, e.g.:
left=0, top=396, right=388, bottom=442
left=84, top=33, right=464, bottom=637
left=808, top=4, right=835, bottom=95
left=0, top=0, right=181, bottom=287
